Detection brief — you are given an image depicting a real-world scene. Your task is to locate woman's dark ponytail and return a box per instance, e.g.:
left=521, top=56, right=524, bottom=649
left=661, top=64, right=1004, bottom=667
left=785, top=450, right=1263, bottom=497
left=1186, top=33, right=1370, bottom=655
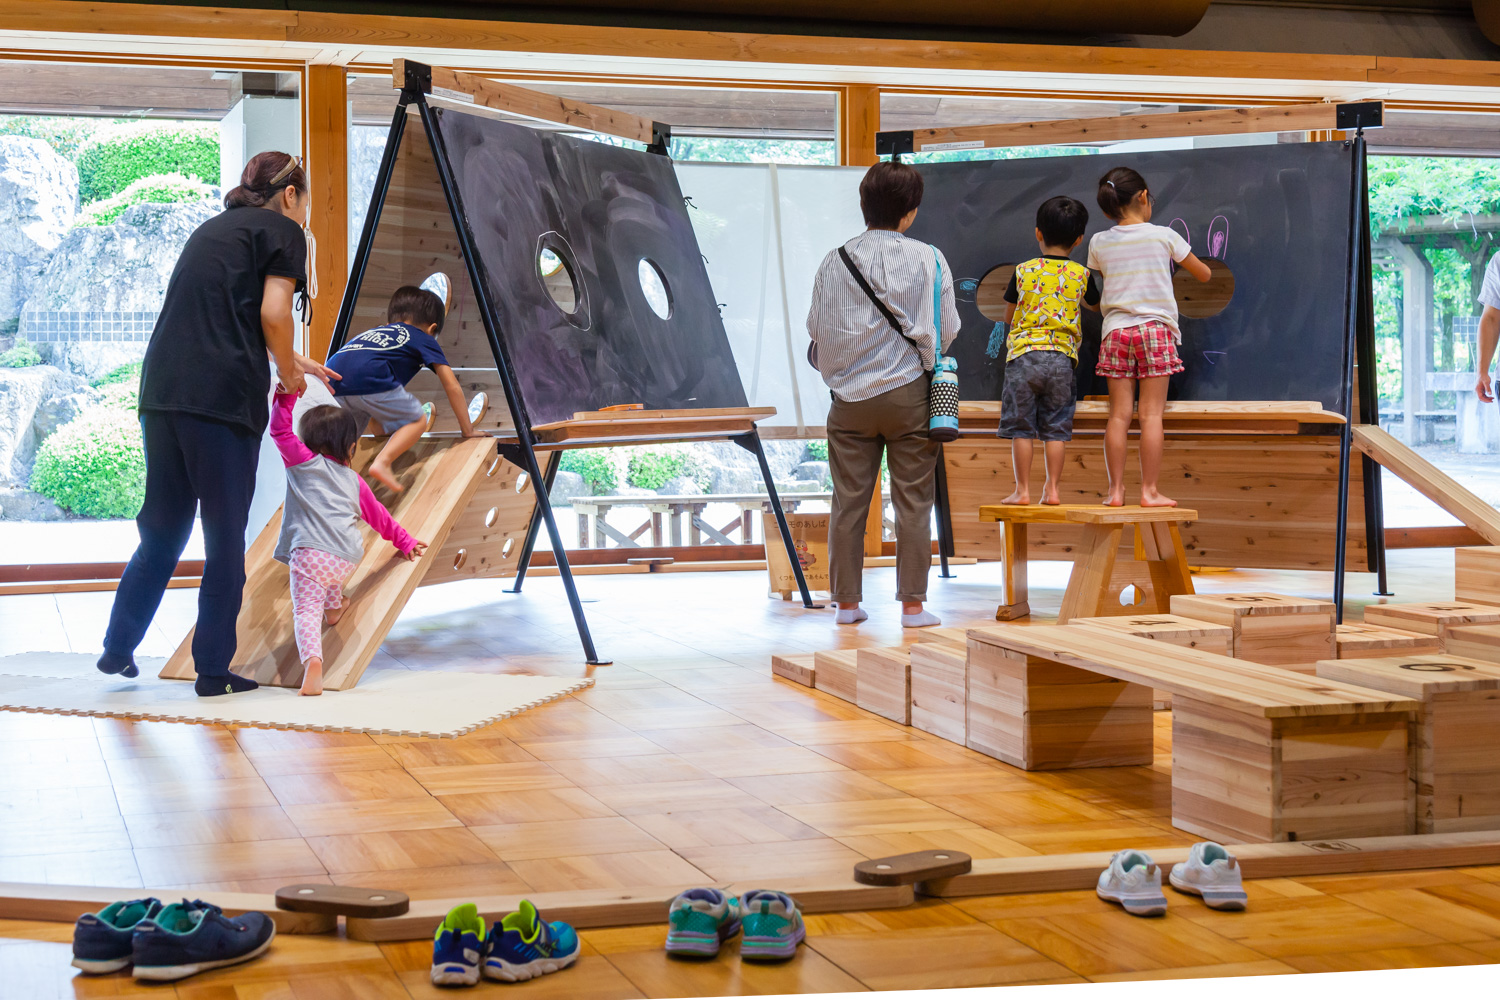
left=224, top=150, right=307, bottom=209
left=1096, top=166, right=1148, bottom=221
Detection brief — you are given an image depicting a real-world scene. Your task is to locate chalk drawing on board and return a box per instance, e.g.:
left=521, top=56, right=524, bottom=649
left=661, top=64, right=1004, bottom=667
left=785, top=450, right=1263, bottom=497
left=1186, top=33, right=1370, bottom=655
left=986, top=322, right=1006, bottom=360
left=1208, top=215, right=1230, bottom=260
left=1169, top=218, right=1192, bottom=246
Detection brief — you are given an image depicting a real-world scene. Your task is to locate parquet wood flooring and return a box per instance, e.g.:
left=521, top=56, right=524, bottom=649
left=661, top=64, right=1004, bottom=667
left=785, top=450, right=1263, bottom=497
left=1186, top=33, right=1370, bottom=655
left=7, top=552, right=1500, bottom=991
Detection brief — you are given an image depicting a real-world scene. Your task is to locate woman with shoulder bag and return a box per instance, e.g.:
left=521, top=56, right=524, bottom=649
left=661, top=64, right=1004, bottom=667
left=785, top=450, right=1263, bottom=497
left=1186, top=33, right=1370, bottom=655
left=805, top=160, right=960, bottom=628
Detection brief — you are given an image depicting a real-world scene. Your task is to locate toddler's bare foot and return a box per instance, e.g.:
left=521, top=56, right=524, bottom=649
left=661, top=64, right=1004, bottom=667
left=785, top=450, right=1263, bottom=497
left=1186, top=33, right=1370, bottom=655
left=1000, top=489, right=1030, bottom=505
left=324, top=606, right=344, bottom=627
left=368, top=462, right=404, bottom=493
left=300, top=657, right=323, bottom=697
left=1140, top=490, right=1177, bottom=508
left=1104, top=491, right=1126, bottom=507
left=1041, top=486, right=1062, bottom=505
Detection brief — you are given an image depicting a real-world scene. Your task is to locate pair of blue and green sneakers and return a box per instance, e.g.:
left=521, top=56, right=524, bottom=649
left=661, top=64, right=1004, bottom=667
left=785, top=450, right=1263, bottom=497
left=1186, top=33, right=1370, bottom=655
left=666, top=888, right=805, bottom=961
left=431, top=900, right=580, bottom=986
left=72, top=897, right=275, bottom=981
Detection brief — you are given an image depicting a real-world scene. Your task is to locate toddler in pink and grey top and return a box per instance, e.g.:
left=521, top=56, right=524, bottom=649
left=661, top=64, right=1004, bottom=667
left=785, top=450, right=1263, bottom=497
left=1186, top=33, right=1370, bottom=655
left=270, top=388, right=427, bottom=695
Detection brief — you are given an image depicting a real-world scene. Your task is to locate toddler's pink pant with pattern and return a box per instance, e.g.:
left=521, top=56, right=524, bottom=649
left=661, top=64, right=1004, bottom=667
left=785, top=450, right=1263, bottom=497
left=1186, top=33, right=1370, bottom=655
left=289, top=547, right=357, bottom=663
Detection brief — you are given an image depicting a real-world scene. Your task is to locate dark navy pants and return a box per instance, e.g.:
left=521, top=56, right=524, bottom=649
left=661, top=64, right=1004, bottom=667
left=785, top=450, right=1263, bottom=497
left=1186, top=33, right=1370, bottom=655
left=104, top=411, right=259, bottom=677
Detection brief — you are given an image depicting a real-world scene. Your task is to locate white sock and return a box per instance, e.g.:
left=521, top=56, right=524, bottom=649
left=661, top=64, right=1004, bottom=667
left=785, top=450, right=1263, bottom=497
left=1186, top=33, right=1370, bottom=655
left=902, top=610, right=941, bottom=628
left=835, top=608, right=868, bottom=625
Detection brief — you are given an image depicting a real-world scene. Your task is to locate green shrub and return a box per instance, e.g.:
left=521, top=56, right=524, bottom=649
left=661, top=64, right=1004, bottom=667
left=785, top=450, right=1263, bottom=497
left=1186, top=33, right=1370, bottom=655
left=92, top=360, right=144, bottom=388
left=559, top=450, right=619, bottom=495
left=30, top=405, right=146, bottom=519
left=76, top=122, right=219, bottom=203
left=0, top=339, right=42, bottom=368
left=805, top=440, right=828, bottom=461
left=0, top=115, right=115, bottom=161
left=626, top=447, right=708, bottom=492
left=78, top=173, right=214, bottom=226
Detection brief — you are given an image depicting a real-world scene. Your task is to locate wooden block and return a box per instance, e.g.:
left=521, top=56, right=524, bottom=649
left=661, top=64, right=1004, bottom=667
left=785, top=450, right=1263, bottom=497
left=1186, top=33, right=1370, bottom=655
left=1456, top=546, right=1500, bottom=605
left=853, top=849, right=972, bottom=886
left=909, top=642, right=967, bottom=743
left=856, top=647, right=911, bottom=725
left=1442, top=623, right=1500, bottom=663
left=0, top=884, right=334, bottom=934
left=1070, top=614, right=1232, bottom=710
left=275, top=883, right=410, bottom=918
left=965, top=637, right=1152, bottom=771
left=1172, top=695, right=1412, bottom=843
left=1170, top=592, right=1334, bottom=666
left=814, top=649, right=858, bottom=703
left=1363, top=601, right=1500, bottom=637
left=1318, top=654, right=1500, bottom=834
left=771, top=653, right=816, bottom=687
left=1336, top=622, right=1442, bottom=659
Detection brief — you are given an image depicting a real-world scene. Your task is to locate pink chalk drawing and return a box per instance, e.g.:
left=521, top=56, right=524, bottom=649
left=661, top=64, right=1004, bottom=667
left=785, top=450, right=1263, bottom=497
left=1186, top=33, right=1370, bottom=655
left=1169, top=219, right=1191, bottom=246
left=1207, top=215, right=1229, bottom=259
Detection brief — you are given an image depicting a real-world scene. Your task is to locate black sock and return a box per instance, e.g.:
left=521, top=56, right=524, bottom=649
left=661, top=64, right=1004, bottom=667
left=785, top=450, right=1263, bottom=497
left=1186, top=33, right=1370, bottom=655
left=195, top=673, right=259, bottom=697
left=97, top=651, right=138, bottom=679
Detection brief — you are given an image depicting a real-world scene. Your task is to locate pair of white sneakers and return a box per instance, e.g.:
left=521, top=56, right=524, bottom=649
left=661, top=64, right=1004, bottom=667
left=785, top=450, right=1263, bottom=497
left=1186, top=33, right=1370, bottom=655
left=1095, top=843, right=1247, bottom=917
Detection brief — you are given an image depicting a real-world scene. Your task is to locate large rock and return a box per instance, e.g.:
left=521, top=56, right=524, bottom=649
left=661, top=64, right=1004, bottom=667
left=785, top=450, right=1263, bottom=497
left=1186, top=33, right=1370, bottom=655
left=658, top=475, right=702, bottom=496
left=0, top=136, right=78, bottom=324
left=549, top=470, right=586, bottom=506
left=0, top=364, right=100, bottom=484
left=0, top=485, right=68, bottom=521
left=697, top=439, right=804, bottom=494
left=43, top=341, right=147, bottom=382
left=23, top=198, right=220, bottom=315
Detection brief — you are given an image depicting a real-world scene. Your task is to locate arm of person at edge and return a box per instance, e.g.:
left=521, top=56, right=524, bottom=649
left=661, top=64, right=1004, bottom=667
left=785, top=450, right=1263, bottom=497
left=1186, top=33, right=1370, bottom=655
left=356, top=478, right=426, bottom=561
left=269, top=387, right=316, bottom=467
left=262, top=274, right=341, bottom=394
left=435, top=364, right=483, bottom=438
left=1478, top=305, right=1500, bottom=403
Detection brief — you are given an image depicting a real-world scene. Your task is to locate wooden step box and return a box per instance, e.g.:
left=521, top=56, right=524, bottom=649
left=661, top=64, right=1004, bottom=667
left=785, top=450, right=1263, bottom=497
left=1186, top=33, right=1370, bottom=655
left=1336, top=622, right=1441, bottom=659
left=1442, top=623, right=1500, bottom=664
left=1318, top=654, right=1500, bottom=834
left=1170, top=592, right=1335, bottom=673
left=857, top=647, right=911, bottom=724
left=813, top=649, right=859, bottom=703
left=909, top=642, right=969, bottom=743
left=1363, top=601, right=1500, bottom=637
left=1069, top=614, right=1232, bottom=710
left=1456, top=546, right=1500, bottom=605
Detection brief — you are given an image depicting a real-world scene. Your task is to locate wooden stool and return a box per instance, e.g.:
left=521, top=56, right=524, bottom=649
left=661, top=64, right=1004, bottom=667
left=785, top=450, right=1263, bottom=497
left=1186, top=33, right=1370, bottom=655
left=1318, top=654, right=1500, bottom=833
left=977, top=505, right=1197, bottom=623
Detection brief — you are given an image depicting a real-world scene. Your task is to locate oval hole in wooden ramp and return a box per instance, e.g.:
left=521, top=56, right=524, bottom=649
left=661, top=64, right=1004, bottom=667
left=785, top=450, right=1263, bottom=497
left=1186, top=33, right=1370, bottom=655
left=468, top=391, right=488, bottom=426
left=422, top=402, right=435, bottom=433
left=453, top=549, right=467, bottom=571
left=516, top=472, right=530, bottom=494
left=975, top=263, right=1017, bottom=323
left=485, top=507, right=499, bottom=528
left=420, top=272, right=453, bottom=313
left=486, top=456, right=502, bottom=478
left=502, top=537, right=515, bottom=558
left=1174, top=257, right=1234, bottom=318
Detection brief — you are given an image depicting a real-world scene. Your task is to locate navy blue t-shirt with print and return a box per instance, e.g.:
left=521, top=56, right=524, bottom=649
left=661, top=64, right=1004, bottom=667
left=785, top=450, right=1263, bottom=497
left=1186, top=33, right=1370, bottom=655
left=327, top=322, right=449, bottom=396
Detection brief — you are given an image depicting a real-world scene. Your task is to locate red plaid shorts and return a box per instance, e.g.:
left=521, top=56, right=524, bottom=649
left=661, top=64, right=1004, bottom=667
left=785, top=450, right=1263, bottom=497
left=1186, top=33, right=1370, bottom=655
left=1095, top=321, right=1184, bottom=379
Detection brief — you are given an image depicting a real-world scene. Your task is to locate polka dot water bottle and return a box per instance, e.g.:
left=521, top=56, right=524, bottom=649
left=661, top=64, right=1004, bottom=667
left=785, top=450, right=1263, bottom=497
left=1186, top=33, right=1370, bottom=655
left=928, top=248, right=959, bottom=442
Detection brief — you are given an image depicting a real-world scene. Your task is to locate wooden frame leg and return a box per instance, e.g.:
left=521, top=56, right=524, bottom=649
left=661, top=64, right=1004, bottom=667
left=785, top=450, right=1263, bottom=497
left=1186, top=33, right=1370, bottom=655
left=997, top=522, right=1030, bottom=620
left=1058, top=523, right=1123, bottom=623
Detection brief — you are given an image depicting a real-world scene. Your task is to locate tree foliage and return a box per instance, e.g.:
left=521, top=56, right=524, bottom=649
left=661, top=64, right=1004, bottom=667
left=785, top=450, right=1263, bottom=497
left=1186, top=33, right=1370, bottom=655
left=77, top=172, right=216, bottom=226
left=0, top=115, right=117, bottom=161
left=75, top=122, right=220, bottom=203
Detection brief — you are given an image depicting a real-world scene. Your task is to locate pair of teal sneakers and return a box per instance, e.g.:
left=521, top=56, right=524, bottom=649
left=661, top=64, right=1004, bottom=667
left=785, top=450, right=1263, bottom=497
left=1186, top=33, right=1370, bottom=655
left=431, top=900, right=580, bottom=986
left=666, top=888, right=804, bottom=961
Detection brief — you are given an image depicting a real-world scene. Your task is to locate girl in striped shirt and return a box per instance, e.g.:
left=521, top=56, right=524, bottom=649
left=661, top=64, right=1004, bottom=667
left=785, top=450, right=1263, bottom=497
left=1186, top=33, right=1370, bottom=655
left=1088, top=167, right=1212, bottom=507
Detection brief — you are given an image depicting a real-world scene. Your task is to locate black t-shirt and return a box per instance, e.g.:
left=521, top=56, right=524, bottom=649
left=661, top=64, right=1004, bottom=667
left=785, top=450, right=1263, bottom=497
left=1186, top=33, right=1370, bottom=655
left=139, top=206, right=307, bottom=435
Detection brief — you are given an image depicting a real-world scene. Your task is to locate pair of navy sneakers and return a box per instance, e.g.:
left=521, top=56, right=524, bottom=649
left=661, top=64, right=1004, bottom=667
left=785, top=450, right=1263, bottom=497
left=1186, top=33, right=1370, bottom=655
left=431, top=900, right=580, bottom=986
left=72, top=897, right=275, bottom=981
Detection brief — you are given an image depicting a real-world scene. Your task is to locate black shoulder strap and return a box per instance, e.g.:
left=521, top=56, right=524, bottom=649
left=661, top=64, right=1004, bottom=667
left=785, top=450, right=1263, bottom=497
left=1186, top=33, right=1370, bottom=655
left=839, top=246, right=905, bottom=338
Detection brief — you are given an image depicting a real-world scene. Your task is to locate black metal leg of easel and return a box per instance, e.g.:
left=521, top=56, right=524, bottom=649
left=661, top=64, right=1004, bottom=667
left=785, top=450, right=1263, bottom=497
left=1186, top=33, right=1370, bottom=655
left=499, top=444, right=610, bottom=665
left=732, top=430, right=819, bottom=608
left=934, top=446, right=954, bottom=579
left=1364, top=455, right=1394, bottom=596
left=1334, top=424, right=1353, bottom=624
left=507, top=451, right=560, bottom=594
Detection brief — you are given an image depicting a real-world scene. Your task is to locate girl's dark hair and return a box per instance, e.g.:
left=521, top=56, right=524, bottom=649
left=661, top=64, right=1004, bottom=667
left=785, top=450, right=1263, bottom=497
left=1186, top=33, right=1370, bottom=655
left=1096, top=166, right=1149, bottom=221
left=299, top=404, right=361, bottom=462
left=387, top=285, right=447, bottom=334
left=225, top=151, right=308, bottom=210
left=860, top=160, right=924, bottom=229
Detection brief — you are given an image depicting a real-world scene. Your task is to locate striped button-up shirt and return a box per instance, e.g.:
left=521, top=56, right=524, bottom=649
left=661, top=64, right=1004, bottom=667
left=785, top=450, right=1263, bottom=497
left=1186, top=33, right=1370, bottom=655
left=806, top=229, right=961, bottom=403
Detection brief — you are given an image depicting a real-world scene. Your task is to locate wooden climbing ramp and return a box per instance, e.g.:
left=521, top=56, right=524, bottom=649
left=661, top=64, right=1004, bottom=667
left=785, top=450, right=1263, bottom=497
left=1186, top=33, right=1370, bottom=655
left=159, top=436, right=499, bottom=691
left=1353, top=425, right=1500, bottom=545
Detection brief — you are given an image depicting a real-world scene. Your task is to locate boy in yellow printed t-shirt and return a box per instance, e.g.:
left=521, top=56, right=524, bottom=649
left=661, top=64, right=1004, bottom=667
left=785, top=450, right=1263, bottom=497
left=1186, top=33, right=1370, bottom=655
left=999, top=195, right=1100, bottom=505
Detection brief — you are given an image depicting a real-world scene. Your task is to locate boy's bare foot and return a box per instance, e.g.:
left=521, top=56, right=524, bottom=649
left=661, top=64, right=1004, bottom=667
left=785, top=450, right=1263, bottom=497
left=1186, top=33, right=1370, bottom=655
left=300, top=657, right=323, bottom=697
left=1041, top=486, right=1062, bottom=505
left=368, top=462, right=404, bottom=493
left=1140, top=490, right=1178, bottom=508
left=1000, top=489, right=1030, bottom=505
left=324, top=606, right=344, bottom=627
left=1104, top=491, right=1126, bottom=507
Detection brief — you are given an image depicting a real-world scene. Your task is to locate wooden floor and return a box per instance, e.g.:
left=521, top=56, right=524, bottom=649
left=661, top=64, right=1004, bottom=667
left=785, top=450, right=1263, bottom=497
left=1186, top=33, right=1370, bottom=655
left=5, top=548, right=1500, bottom=995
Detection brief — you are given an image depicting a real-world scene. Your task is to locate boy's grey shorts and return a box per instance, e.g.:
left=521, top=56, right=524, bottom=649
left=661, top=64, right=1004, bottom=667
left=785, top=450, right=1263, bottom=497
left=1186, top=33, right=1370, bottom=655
left=336, top=387, right=426, bottom=435
left=999, top=349, right=1076, bottom=441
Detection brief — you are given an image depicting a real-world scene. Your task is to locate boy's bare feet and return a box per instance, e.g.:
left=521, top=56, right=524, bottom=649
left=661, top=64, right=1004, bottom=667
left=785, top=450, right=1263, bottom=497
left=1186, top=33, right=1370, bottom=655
left=1041, top=486, right=1062, bottom=505
left=1104, top=490, right=1126, bottom=507
left=368, top=461, right=404, bottom=493
left=300, top=657, right=323, bottom=697
left=1140, top=490, right=1178, bottom=508
left=1000, top=489, right=1030, bottom=505
left=324, top=605, right=344, bottom=627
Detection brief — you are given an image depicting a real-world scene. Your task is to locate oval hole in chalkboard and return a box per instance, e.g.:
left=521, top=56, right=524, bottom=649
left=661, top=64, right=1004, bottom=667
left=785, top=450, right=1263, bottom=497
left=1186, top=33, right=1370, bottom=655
left=1174, top=257, right=1234, bottom=319
left=975, top=263, right=1017, bottom=324
left=537, top=245, right=579, bottom=315
left=420, top=272, right=453, bottom=314
left=638, top=259, right=673, bottom=320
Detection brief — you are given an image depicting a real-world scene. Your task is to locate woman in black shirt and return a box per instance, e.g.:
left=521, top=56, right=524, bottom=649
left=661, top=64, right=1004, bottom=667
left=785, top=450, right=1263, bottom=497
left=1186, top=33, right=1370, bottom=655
left=99, top=151, right=338, bottom=697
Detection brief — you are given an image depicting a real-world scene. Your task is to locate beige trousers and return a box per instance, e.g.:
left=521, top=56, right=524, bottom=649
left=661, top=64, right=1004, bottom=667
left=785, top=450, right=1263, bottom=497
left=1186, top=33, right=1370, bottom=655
left=827, top=375, right=938, bottom=605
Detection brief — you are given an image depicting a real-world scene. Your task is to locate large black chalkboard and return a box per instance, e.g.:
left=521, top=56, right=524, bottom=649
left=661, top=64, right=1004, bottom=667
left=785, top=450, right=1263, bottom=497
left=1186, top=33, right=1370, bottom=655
left=903, top=141, right=1356, bottom=412
left=436, top=109, right=748, bottom=426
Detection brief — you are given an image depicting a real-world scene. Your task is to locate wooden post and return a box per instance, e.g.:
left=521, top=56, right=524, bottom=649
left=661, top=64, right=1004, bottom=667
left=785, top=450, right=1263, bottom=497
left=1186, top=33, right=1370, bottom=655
left=306, top=63, right=349, bottom=363
left=839, top=84, right=880, bottom=167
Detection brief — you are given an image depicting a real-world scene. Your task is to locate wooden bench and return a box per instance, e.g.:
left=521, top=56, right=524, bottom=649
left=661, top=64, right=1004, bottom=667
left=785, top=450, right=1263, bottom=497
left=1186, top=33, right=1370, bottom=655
left=1069, top=613, right=1233, bottom=710
left=977, top=505, right=1196, bottom=623
left=1318, top=653, right=1500, bottom=834
left=966, top=624, right=1419, bottom=843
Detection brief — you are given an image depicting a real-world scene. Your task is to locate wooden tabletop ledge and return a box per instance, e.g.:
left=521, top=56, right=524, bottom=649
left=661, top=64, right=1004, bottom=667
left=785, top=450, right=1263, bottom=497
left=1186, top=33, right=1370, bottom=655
left=979, top=503, right=1197, bottom=524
